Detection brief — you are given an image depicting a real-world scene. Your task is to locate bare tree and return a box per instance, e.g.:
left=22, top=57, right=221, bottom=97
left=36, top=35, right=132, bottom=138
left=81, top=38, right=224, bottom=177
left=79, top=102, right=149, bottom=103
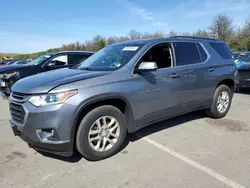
left=209, top=14, right=234, bottom=42
left=118, top=36, right=130, bottom=42
left=151, top=31, right=164, bottom=38
left=167, top=30, right=179, bottom=37
left=128, top=29, right=142, bottom=40
left=193, top=30, right=210, bottom=38
left=85, top=40, right=95, bottom=51
left=180, top=32, right=192, bottom=36
left=106, top=36, right=119, bottom=45
left=240, top=19, right=250, bottom=38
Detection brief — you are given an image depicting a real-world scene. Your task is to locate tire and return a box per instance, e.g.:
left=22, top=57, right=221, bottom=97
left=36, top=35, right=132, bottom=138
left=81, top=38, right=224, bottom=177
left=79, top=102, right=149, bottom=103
left=76, top=105, right=127, bottom=161
left=206, top=84, right=233, bottom=119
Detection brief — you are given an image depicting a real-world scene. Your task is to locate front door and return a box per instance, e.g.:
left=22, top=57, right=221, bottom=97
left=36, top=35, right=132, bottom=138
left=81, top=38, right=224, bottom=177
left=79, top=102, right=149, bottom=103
left=42, top=54, right=69, bottom=71
left=128, top=42, right=182, bottom=126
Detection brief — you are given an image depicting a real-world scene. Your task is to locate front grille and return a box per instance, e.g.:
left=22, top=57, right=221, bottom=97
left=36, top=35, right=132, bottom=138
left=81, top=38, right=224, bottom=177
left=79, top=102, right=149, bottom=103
left=11, top=92, right=30, bottom=102
left=9, top=102, right=25, bottom=125
left=238, top=70, right=250, bottom=80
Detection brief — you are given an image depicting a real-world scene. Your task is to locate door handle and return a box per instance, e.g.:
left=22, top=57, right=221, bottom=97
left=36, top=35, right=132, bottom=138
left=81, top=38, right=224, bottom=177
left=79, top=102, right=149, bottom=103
left=208, top=67, right=215, bottom=72
left=170, top=73, right=180, bottom=78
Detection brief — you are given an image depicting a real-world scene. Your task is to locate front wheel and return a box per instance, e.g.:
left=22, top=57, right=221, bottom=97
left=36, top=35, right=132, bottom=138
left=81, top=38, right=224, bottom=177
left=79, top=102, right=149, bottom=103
left=206, top=85, right=233, bottom=118
left=76, top=105, right=127, bottom=161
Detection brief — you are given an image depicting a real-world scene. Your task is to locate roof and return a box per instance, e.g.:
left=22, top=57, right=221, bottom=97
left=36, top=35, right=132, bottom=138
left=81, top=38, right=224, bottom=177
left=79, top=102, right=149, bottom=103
left=54, top=50, right=95, bottom=54
left=113, top=36, right=222, bottom=46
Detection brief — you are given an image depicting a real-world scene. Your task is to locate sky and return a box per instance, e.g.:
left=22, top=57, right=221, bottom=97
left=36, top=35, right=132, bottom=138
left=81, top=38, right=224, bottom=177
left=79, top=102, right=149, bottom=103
left=0, top=0, right=249, bottom=53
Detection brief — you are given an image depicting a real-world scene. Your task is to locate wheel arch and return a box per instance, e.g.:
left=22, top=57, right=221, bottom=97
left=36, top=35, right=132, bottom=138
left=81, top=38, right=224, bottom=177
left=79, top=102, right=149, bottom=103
left=70, top=94, right=136, bottom=149
left=216, top=77, right=235, bottom=92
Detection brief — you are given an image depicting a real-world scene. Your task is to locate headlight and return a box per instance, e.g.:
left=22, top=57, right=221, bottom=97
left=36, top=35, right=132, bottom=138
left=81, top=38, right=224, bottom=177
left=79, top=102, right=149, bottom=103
left=28, top=90, right=78, bottom=107
left=4, top=72, right=18, bottom=79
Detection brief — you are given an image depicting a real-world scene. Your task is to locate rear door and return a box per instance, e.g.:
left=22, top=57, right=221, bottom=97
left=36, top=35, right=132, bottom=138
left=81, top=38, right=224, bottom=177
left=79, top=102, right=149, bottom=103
left=172, top=41, right=209, bottom=110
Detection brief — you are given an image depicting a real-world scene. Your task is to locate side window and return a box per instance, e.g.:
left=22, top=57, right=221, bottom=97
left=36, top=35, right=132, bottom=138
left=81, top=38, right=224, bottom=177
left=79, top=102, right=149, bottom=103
left=174, top=42, right=201, bottom=66
left=197, top=43, right=208, bottom=62
left=68, top=54, right=89, bottom=65
left=48, top=55, right=68, bottom=66
left=139, top=43, right=173, bottom=69
left=245, top=54, right=250, bottom=62
left=209, top=42, right=233, bottom=59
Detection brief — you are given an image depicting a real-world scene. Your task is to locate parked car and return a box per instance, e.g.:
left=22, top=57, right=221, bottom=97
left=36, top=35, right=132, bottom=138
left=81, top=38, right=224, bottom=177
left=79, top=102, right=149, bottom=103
left=9, top=36, right=238, bottom=161
left=0, top=51, right=94, bottom=96
left=9, top=60, right=28, bottom=65
left=232, top=52, right=250, bottom=89
left=4, top=60, right=24, bottom=66
left=0, top=60, right=13, bottom=66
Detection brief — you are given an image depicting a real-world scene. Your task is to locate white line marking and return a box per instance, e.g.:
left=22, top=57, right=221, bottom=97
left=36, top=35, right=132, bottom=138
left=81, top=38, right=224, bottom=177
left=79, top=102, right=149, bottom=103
left=141, top=136, right=245, bottom=188
left=41, top=174, right=54, bottom=180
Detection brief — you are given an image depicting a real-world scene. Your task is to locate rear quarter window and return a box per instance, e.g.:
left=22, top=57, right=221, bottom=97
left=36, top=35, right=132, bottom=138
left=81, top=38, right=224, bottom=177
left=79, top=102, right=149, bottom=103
left=209, top=42, right=233, bottom=59
left=174, top=42, right=202, bottom=66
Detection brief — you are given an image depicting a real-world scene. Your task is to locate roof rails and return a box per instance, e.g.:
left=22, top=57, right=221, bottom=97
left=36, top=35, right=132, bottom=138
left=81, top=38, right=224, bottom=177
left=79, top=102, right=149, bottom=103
left=170, top=36, right=218, bottom=41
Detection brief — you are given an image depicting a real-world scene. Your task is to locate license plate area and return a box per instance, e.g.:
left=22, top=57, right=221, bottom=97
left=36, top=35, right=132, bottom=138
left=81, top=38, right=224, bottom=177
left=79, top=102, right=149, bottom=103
left=1, top=81, right=6, bottom=87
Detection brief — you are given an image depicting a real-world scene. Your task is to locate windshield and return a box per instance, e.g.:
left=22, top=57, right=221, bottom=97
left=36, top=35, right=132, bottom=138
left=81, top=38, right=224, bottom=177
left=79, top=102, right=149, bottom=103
left=76, top=43, right=145, bottom=71
left=28, top=54, right=52, bottom=65
left=233, top=53, right=250, bottom=62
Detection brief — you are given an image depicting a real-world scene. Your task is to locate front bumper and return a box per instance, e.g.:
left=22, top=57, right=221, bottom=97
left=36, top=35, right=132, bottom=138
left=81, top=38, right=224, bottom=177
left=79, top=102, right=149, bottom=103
left=238, top=69, right=250, bottom=88
left=11, top=123, right=72, bottom=156
left=0, top=78, right=11, bottom=95
left=9, top=100, right=76, bottom=157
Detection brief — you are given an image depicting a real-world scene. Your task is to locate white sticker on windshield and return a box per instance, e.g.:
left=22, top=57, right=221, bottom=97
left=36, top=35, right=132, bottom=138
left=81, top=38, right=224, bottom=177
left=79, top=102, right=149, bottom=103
left=122, top=46, right=139, bottom=51
left=45, top=55, right=51, bottom=58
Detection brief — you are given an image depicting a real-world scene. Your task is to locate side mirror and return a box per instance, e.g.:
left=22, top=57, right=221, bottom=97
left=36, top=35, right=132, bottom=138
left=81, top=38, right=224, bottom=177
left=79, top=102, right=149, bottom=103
left=47, top=61, right=56, bottom=67
left=135, top=62, right=158, bottom=73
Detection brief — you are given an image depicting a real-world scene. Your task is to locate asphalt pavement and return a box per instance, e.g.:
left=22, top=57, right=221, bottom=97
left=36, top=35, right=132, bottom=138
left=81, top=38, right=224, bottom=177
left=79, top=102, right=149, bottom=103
left=0, top=92, right=250, bottom=188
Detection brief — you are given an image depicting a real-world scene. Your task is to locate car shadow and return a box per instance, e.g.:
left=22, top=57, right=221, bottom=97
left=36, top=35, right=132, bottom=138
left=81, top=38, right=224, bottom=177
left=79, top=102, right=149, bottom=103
left=35, top=111, right=205, bottom=163
left=129, top=111, right=205, bottom=142
left=35, top=149, right=83, bottom=163
left=236, top=88, right=250, bottom=95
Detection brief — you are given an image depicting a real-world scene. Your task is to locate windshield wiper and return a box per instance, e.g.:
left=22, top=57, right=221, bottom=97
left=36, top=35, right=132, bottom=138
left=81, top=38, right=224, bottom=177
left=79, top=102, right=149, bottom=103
left=78, top=67, right=94, bottom=71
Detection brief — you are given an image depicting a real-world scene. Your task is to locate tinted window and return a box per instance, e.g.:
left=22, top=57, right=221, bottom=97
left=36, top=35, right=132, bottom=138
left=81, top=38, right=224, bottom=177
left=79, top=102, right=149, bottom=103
left=174, top=42, right=201, bottom=66
left=197, top=44, right=208, bottom=62
left=209, top=42, right=233, bottom=59
left=140, top=43, right=172, bottom=69
left=48, top=55, right=67, bottom=66
left=68, top=54, right=90, bottom=65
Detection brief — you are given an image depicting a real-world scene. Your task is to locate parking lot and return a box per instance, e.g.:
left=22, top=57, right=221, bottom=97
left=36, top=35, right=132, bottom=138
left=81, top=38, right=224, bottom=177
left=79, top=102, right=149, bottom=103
left=0, top=92, right=250, bottom=188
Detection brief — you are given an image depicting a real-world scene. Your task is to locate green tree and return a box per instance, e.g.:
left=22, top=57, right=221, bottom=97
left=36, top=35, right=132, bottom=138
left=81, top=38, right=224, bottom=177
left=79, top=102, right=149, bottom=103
left=93, top=35, right=106, bottom=51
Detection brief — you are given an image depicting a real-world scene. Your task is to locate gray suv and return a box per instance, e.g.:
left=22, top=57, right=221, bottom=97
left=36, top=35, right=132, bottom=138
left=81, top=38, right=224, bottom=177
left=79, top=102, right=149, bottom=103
left=9, top=36, right=238, bottom=161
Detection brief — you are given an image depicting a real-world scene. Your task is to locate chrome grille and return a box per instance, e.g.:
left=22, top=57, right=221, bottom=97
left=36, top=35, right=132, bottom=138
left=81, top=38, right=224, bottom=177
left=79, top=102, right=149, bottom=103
left=11, top=92, right=30, bottom=102
left=9, top=102, right=25, bottom=125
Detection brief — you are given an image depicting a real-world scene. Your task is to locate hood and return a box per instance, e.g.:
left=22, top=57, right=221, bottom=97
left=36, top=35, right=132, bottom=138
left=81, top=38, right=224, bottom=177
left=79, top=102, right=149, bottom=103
left=236, top=60, right=250, bottom=70
left=12, top=68, right=111, bottom=94
left=0, top=64, right=30, bottom=73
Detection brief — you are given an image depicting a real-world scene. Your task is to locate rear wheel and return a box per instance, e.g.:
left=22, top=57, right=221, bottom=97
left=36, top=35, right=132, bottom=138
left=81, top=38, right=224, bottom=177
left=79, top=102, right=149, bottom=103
left=206, top=84, right=232, bottom=118
left=76, top=105, right=127, bottom=161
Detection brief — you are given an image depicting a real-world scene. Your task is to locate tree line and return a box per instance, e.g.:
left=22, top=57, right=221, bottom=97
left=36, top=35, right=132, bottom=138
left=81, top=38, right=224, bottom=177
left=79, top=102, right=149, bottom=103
left=16, top=14, right=250, bottom=60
